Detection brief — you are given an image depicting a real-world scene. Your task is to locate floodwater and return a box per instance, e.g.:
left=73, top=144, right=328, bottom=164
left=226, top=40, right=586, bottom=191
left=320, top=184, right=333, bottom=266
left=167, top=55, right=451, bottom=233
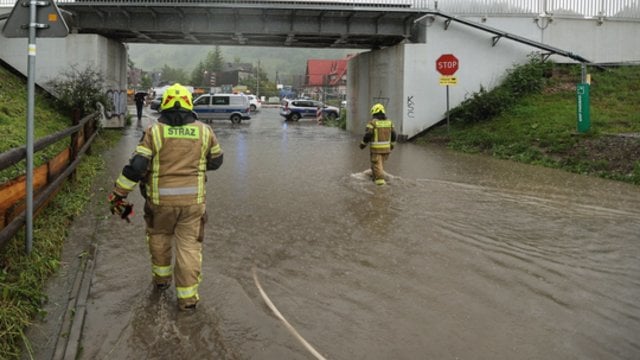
left=78, top=107, right=639, bottom=359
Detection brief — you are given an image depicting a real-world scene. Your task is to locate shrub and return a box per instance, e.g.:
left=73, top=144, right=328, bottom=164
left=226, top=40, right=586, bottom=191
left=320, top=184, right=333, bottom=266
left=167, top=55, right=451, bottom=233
left=449, top=54, right=551, bottom=124
left=46, top=66, right=112, bottom=119
left=323, top=108, right=347, bottom=130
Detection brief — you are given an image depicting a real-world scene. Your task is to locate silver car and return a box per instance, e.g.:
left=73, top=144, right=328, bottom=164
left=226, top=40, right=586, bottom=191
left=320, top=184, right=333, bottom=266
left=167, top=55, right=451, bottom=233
left=279, top=99, right=339, bottom=121
left=192, top=93, right=251, bottom=124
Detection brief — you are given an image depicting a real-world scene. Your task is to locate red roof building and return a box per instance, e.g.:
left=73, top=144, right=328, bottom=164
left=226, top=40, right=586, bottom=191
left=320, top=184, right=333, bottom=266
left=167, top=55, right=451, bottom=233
left=304, top=54, right=354, bottom=100
left=305, top=55, right=354, bottom=86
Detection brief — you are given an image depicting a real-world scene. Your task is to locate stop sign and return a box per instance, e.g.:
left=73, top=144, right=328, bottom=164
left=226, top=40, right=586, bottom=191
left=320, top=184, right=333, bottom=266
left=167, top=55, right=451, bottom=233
left=436, top=54, right=459, bottom=76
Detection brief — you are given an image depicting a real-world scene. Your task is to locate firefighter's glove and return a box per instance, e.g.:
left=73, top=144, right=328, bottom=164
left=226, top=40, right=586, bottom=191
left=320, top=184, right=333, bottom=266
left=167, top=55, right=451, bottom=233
left=108, top=192, right=134, bottom=223
left=359, top=142, right=367, bottom=150
left=390, top=143, right=394, bottom=150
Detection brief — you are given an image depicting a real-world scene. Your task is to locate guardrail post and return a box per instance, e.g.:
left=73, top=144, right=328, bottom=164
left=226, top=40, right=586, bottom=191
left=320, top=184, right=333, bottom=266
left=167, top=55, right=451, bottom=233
left=85, top=115, right=94, bottom=156
left=69, top=109, right=81, bottom=181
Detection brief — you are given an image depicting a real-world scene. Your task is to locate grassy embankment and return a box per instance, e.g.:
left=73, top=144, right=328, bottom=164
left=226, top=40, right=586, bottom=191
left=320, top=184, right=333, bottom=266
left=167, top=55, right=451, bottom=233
left=414, top=58, right=640, bottom=185
left=0, top=65, right=121, bottom=358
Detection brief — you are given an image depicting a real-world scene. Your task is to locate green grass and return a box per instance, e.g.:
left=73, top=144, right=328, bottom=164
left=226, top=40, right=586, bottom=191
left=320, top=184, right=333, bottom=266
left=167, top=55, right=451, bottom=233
left=0, top=66, right=121, bottom=359
left=0, top=66, right=71, bottom=183
left=416, top=63, right=640, bottom=184
left=0, top=131, right=120, bottom=359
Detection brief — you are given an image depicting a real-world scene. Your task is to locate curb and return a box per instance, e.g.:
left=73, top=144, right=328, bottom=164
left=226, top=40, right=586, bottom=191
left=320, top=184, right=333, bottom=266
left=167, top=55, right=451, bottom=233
left=51, top=243, right=97, bottom=360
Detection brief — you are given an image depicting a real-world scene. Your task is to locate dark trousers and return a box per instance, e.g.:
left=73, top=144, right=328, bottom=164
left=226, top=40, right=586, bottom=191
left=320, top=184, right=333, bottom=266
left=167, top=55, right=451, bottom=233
left=135, top=102, right=144, bottom=121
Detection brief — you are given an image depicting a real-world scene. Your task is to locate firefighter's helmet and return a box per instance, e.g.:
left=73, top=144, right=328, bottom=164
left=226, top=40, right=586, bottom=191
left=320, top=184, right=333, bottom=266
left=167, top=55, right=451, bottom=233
left=370, top=103, right=385, bottom=115
left=161, top=83, right=193, bottom=111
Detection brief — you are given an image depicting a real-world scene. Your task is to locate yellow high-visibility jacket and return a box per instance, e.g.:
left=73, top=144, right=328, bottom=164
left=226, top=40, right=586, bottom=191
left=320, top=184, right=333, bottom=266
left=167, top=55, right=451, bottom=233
left=362, top=118, right=396, bottom=154
left=115, top=118, right=223, bottom=206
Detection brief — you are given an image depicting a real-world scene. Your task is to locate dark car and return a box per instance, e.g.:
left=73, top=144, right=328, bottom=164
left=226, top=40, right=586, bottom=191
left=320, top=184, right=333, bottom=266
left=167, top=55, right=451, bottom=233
left=149, top=96, right=162, bottom=112
left=279, top=99, right=339, bottom=121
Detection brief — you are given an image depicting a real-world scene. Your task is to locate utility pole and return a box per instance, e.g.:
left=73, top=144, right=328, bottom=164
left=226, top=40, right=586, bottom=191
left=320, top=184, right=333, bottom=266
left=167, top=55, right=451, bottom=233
left=256, top=60, right=260, bottom=97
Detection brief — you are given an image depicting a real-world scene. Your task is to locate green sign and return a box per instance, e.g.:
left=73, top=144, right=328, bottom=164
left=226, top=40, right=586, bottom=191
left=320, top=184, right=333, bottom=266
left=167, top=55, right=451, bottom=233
left=577, top=83, right=590, bottom=133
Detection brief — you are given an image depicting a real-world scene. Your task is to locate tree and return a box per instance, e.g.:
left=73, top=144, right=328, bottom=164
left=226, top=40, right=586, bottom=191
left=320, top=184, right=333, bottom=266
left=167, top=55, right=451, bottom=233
left=141, top=73, right=152, bottom=89
left=206, top=46, right=224, bottom=73
left=159, top=64, right=189, bottom=84
left=190, top=46, right=225, bottom=86
left=190, top=61, right=206, bottom=86
left=238, top=65, right=277, bottom=97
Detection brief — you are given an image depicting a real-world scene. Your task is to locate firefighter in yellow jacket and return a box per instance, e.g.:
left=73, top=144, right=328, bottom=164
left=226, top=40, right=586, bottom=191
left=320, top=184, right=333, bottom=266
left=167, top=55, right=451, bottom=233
left=108, top=83, right=223, bottom=311
left=359, top=103, right=397, bottom=185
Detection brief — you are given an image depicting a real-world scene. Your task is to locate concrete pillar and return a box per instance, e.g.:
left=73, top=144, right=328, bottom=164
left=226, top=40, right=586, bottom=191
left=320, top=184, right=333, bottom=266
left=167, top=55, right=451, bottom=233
left=0, top=25, right=129, bottom=128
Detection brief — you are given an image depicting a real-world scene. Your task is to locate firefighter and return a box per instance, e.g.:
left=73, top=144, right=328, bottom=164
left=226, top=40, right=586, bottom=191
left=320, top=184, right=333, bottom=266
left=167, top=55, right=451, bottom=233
left=359, top=103, right=397, bottom=185
left=108, top=83, right=223, bottom=311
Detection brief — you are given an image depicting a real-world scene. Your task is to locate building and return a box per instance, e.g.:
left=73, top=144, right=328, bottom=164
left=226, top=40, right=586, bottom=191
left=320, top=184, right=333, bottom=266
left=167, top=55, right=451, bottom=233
left=216, top=62, right=254, bottom=87
left=303, top=54, right=354, bottom=102
left=127, top=67, right=144, bottom=88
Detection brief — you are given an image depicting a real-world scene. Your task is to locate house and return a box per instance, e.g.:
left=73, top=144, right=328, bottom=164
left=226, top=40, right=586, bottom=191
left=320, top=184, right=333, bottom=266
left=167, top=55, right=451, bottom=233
left=303, top=54, right=354, bottom=101
left=216, top=62, right=254, bottom=87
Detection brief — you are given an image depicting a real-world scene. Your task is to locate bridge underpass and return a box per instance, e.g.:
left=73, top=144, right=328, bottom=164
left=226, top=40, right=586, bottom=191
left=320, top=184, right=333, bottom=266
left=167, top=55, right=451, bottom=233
left=56, top=1, right=426, bottom=48
left=1, top=0, right=639, bottom=137
left=3, top=4, right=640, bottom=359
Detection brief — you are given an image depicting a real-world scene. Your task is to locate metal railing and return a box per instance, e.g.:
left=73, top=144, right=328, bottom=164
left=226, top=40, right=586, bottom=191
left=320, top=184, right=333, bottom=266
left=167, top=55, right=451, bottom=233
left=0, top=0, right=433, bottom=9
left=0, top=0, right=638, bottom=18
left=432, top=0, right=640, bottom=19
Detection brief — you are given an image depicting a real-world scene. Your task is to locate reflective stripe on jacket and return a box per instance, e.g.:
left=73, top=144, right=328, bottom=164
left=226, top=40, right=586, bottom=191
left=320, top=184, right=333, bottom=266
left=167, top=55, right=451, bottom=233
left=366, top=119, right=394, bottom=154
left=140, top=121, right=220, bottom=206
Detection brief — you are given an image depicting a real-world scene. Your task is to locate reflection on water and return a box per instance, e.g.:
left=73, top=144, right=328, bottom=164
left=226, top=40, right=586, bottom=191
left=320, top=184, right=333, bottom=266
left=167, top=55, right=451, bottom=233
left=78, top=109, right=640, bottom=360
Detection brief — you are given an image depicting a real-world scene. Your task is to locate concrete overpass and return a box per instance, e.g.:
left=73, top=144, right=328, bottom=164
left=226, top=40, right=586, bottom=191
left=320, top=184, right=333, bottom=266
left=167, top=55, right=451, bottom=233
left=54, top=0, right=427, bottom=48
left=1, top=0, right=640, bottom=137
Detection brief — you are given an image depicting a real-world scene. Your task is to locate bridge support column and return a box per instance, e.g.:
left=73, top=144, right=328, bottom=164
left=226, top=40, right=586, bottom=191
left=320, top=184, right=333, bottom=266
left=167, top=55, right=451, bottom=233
left=347, top=43, right=437, bottom=141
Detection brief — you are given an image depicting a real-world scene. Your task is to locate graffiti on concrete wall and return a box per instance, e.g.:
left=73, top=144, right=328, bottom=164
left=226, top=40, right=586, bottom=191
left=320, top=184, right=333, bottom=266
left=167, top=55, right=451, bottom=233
left=407, top=95, right=415, bottom=119
left=105, top=89, right=127, bottom=119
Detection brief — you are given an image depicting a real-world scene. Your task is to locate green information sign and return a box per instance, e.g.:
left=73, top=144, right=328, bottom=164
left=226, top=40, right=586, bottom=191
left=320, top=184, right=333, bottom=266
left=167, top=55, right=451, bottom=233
left=577, top=83, right=590, bottom=133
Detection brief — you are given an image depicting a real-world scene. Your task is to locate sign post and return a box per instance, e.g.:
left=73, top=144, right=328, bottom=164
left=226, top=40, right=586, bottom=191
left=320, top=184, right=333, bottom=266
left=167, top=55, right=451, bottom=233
left=577, top=83, right=590, bottom=133
left=3, top=0, right=68, bottom=254
left=577, top=63, right=591, bottom=133
left=436, top=54, right=459, bottom=132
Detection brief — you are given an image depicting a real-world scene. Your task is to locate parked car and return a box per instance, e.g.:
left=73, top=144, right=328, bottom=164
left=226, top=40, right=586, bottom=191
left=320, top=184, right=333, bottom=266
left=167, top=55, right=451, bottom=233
left=246, top=94, right=262, bottom=112
left=149, top=95, right=162, bottom=112
left=279, top=99, right=339, bottom=121
left=192, top=93, right=251, bottom=124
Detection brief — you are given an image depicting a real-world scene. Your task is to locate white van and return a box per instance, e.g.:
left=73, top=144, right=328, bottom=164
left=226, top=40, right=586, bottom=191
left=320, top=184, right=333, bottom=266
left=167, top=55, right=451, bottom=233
left=192, top=93, right=251, bottom=124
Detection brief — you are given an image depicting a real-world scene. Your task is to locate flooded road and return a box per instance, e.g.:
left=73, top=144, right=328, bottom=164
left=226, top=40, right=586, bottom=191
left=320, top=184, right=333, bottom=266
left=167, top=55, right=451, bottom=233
left=79, top=107, right=640, bottom=359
